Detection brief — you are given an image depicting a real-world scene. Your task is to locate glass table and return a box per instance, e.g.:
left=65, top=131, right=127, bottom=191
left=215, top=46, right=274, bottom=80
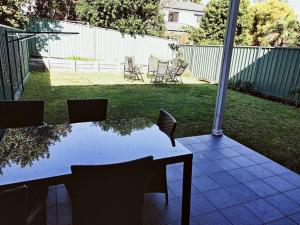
left=0, top=118, right=193, bottom=225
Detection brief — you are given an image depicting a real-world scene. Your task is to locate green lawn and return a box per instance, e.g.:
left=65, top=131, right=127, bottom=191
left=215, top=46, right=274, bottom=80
left=21, top=71, right=300, bottom=173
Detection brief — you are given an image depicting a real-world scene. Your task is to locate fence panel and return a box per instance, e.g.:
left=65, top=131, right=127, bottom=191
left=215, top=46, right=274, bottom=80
left=0, top=24, right=30, bottom=100
left=28, top=17, right=174, bottom=65
left=182, top=45, right=300, bottom=100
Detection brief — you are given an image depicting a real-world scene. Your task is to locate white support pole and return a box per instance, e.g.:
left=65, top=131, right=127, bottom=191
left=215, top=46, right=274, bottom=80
left=212, top=0, right=241, bottom=136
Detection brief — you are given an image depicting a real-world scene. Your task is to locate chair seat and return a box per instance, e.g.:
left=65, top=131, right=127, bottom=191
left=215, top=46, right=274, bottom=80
left=0, top=185, right=48, bottom=225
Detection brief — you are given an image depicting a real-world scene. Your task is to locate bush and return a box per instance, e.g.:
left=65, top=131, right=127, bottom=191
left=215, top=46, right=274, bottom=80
left=66, top=56, right=96, bottom=61
left=228, top=79, right=254, bottom=93
left=289, top=87, right=300, bottom=107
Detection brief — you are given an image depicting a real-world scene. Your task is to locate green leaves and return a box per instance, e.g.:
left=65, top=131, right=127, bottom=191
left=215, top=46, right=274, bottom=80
left=186, top=0, right=253, bottom=46
left=251, top=0, right=299, bottom=47
left=75, top=0, right=165, bottom=37
left=0, top=0, right=28, bottom=28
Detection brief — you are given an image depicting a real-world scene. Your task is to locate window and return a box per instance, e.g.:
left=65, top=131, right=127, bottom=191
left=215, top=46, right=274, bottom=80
left=195, top=14, right=202, bottom=23
left=168, top=12, right=179, bottom=22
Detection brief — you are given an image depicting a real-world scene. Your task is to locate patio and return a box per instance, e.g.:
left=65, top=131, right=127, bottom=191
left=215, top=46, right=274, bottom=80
left=1, top=1, right=300, bottom=224
left=47, top=134, right=300, bottom=225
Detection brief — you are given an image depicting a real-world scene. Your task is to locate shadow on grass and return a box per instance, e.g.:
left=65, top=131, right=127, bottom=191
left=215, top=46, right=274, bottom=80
left=21, top=72, right=300, bottom=173
left=22, top=72, right=217, bottom=137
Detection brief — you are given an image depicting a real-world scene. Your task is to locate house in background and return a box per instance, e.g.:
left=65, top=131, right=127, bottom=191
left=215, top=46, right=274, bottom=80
left=161, top=1, right=204, bottom=43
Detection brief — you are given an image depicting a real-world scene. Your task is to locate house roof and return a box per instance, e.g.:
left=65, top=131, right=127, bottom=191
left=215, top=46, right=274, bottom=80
left=162, top=1, right=204, bottom=12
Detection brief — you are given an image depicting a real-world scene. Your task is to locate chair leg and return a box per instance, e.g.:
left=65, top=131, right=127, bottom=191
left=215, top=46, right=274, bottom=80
left=163, top=165, right=169, bottom=206
left=123, top=66, right=126, bottom=80
left=139, top=73, right=144, bottom=82
left=165, top=188, right=169, bottom=206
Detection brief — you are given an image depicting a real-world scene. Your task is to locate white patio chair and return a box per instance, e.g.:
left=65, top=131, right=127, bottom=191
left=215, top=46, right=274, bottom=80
left=123, top=56, right=144, bottom=81
left=147, top=57, right=159, bottom=77
left=166, top=62, right=188, bottom=84
left=169, top=58, right=179, bottom=73
left=150, top=61, right=169, bottom=84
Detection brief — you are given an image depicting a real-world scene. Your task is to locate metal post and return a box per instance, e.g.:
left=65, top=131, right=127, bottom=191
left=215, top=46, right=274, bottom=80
left=11, top=35, right=19, bottom=86
left=17, top=39, right=25, bottom=90
left=0, top=53, right=7, bottom=99
left=212, top=0, right=241, bottom=136
left=5, top=30, right=15, bottom=100
left=47, top=34, right=51, bottom=70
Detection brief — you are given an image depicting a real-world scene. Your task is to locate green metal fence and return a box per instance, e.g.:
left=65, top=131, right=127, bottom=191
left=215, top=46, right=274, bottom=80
left=0, top=24, right=30, bottom=100
left=182, top=45, right=300, bottom=100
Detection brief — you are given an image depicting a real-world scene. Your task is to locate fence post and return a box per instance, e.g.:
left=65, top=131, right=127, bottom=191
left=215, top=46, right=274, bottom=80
left=5, top=30, right=15, bottom=100
left=47, top=34, right=51, bottom=70
left=93, top=28, right=96, bottom=59
left=0, top=51, right=6, bottom=99
left=98, top=61, right=101, bottom=72
left=17, top=39, right=24, bottom=90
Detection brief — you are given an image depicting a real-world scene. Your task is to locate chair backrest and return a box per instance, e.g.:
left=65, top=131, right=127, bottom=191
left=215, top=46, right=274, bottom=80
left=156, top=61, right=169, bottom=76
left=0, top=186, right=28, bottom=225
left=148, top=57, right=159, bottom=72
left=170, top=58, right=179, bottom=69
left=175, top=62, right=188, bottom=76
left=125, top=56, right=135, bottom=72
left=0, top=100, right=44, bottom=128
left=67, top=99, right=108, bottom=123
left=70, top=156, right=153, bottom=225
left=157, top=109, right=177, bottom=137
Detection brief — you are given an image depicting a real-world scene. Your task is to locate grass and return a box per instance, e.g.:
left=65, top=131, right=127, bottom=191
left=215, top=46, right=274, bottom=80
left=21, top=71, right=300, bottom=173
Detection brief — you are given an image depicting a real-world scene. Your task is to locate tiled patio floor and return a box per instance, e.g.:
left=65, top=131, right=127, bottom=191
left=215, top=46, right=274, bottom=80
left=47, top=134, right=300, bottom=225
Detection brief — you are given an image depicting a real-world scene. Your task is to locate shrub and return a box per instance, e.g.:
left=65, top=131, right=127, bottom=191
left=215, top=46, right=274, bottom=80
left=228, top=79, right=254, bottom=93
left=289, top=87, right=300, bottom=107
left=66, top=56, right=96, bottom=61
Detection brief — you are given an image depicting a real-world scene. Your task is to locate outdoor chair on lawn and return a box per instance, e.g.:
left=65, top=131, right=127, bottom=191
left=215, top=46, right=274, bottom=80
left=166, top=62, right=188, bottom=84
left=124, top=56, right=144, bottom=81
left=150, top=60, right=169, bottom=84
left=169, top=58, right=179, bottom=72
left=0, top=185, right=48, bottom=225
left=144, top=109, right=177, bottom=205
left=67, top=99, right=108, bottom=123
left=0, top=100, right=45, bottom=128
left=66, top=156, right=153, bottom=225
left=147, top=56, right=159, bottom=77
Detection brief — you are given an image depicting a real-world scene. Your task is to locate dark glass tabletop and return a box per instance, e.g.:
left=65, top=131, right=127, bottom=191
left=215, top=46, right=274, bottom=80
left=0, top=118, right=192, bottom=187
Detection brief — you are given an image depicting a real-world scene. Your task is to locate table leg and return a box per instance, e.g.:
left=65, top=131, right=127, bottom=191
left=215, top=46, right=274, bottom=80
left=181, top=156, right=193, bottom=225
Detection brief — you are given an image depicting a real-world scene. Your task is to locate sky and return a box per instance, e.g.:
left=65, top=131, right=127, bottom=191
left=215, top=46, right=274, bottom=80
left=201, top=0, right=300, bottom=18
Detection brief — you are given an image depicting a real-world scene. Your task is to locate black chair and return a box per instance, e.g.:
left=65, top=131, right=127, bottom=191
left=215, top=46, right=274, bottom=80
left=0, top=185, right=48, bottom=225
left=157, top=109, right=177, bottom=137
left=67, top=99, right=108, bottom=123
left=145, top=109, right=177, bottom=205
left=0, top=100, right=44, bottom=128
left=67, top=156, right=153, bottom=225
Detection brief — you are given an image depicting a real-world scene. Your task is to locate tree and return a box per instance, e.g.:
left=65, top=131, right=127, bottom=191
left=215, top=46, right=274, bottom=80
left=75, top=0, right=166, bottom=37
left=185, top=0, right=253, bottom=46
left=264, top=15, right=299, bottom=46
left=0, top=124, right=71, bottom=174
left=26, top=0, right=77, bottom=20
left=251, top=0, right=298, bottom=46
left=0, top=0, right=28, bottom=28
